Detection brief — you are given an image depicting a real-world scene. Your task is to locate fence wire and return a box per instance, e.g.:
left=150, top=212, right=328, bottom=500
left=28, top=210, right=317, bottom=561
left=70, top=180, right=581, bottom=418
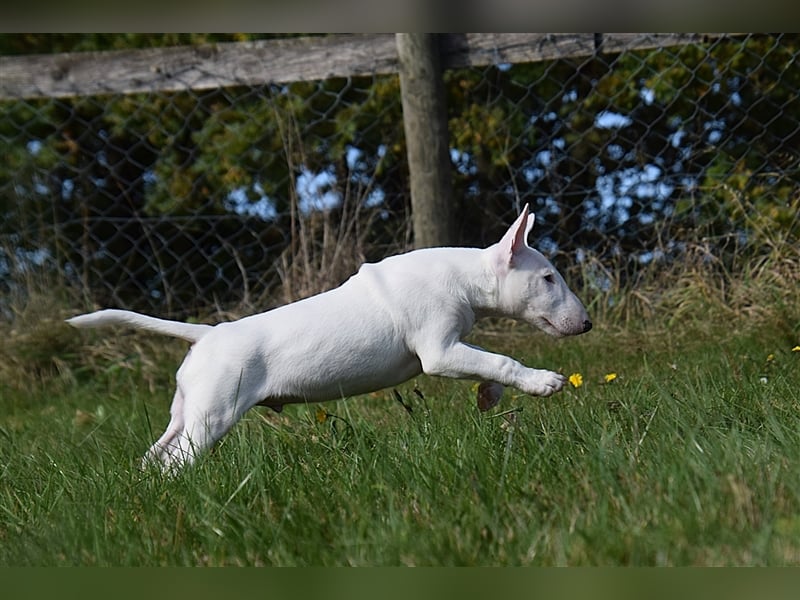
left=1, top=33, right=798, bottom=319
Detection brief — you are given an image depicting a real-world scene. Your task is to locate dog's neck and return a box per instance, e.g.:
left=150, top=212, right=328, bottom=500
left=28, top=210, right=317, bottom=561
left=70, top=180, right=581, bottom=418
left=458, top=246, right=514, bottom=319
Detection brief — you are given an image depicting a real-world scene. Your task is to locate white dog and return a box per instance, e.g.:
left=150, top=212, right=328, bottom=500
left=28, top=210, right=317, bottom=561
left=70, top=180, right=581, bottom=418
left=67, top=205, right=591, bottom=471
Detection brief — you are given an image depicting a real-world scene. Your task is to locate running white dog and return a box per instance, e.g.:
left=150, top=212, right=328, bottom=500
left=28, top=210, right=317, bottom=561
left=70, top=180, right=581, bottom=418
left=67, top=205, right=591, bottom=471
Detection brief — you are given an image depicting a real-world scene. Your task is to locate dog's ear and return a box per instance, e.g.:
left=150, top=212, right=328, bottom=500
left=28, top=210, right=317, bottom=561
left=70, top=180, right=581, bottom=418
left=496, top=204, right=533, bottom=267
left=524, top=212, right=535, bottom=242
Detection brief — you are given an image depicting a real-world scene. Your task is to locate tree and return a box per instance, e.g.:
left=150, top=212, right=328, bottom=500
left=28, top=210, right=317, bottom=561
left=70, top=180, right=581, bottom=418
left=444, top=34, right=799, bottom=278
left=2, top=34, right=797, bottom=314
left=0, top=34, right=410, bottom=313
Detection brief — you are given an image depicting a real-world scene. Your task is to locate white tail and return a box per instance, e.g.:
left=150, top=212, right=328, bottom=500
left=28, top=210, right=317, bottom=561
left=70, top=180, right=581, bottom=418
left=66, top=309, right=212, bottom=343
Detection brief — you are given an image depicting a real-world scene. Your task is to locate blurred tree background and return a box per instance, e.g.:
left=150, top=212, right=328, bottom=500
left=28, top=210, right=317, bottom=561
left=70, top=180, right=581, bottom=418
left=1, top=33, right=797, bottom=318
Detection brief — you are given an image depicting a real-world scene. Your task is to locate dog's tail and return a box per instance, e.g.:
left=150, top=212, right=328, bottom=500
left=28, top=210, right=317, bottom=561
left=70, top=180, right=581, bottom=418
left=66, top=309, right=213, bottom=343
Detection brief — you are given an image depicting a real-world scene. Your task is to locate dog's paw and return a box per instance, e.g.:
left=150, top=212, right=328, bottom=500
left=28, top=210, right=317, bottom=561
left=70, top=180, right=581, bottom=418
left=523, top=370, right=566, bottom=397
left=477, top=381, right=505, bottom=411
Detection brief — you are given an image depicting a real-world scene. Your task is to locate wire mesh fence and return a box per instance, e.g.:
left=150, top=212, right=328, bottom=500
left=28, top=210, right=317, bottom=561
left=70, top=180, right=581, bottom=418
left=1, top=33, right=798, bottom=320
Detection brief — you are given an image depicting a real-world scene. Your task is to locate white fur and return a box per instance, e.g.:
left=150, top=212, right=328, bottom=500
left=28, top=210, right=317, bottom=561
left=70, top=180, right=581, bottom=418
left=67, top=205, right=591, bottom=471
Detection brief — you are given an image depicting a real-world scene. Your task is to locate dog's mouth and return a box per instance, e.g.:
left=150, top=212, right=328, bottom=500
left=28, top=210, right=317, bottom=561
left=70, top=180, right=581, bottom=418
left=537, top=317, right=566, bottom=338
left=538, top=316, right=592, bottom=337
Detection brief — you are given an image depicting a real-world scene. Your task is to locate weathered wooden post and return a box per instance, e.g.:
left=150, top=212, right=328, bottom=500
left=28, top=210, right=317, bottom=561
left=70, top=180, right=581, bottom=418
left=395, top=33, right=455, bottom=248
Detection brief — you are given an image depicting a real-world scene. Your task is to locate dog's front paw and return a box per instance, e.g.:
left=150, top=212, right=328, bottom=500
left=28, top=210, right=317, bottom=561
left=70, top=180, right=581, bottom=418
left=477, top=381, right=505, bottom=411
left=523, top=370, right=566, bottom=397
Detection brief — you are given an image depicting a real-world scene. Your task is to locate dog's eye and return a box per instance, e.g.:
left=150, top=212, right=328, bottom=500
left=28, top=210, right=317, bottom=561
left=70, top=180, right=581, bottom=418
left=543, top=273, right=555, bottom=284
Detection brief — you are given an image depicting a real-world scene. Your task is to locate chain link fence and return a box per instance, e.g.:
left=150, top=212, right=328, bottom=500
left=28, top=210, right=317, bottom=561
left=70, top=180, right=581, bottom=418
left=1, top=33, right=798, bottom=320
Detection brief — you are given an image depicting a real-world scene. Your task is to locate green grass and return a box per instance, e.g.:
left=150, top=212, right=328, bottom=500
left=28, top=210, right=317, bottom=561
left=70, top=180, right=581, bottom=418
left=1, top=319, right=799, bottom=565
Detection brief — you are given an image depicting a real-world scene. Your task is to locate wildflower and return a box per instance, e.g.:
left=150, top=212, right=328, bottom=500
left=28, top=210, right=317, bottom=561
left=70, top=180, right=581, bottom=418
left=315, top=407, right=328, bottom=423
left=767, top=353, right=775, bottom=362
left=604, top=373, right=618, bottom=383
left=792, top=346, right=800, bottom=353
left=569, top=373, right=583, bottom=388
left=759, top=376, right=768, bottom=385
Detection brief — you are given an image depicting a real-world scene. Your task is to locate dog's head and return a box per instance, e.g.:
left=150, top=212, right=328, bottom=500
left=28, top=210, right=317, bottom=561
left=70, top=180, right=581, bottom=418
left=489, top=204, right=592, bottom=337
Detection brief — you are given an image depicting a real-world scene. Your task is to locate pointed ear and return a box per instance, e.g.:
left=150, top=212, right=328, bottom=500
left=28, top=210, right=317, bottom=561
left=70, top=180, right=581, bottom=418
left=497, top=204, right=533, bottom=266
left=524, top=212, right=535, bottom=241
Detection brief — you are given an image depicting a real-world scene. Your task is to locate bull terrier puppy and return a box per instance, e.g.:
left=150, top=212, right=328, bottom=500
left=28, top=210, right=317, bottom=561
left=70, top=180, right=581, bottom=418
left=67, top=205, right=591, bottom=471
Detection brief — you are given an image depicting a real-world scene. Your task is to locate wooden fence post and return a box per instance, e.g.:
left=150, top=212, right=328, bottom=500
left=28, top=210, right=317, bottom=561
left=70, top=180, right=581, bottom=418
left=395, top=33, right=455, bottom=248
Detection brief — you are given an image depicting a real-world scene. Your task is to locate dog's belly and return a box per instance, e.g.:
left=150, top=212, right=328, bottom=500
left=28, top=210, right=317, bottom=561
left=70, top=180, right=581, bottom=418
left=264, top=337, right=424, bottom=405
left=226, top=294, right=425, bottom=406
left=268, top=357, right=422, bottom=408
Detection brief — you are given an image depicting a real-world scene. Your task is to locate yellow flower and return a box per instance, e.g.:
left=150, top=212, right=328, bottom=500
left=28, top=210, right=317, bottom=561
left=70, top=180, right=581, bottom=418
left=569, top=373, right=583, bottom=388
left=792, top=346, right=800, bottom=352
left=767, top=353, right=775, bottom=362
left=604, top=373, right=618, bottom=383
left=315, top=407, right=328, bottom=424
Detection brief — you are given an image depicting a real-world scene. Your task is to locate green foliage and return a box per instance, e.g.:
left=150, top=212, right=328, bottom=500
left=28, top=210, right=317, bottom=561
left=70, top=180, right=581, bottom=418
left=1, top=214, right=798, bottom=565
left=1, top=34, right=799, bottom=314
left=1, top=318, right=799, bottom=565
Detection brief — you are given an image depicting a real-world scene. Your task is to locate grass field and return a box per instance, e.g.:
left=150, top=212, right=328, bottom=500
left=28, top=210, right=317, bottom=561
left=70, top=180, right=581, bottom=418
left=1, top=309, right=799, bottom=566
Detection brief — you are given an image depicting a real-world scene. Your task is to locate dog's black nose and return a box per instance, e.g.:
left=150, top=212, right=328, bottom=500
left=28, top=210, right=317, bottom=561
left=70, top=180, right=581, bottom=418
left=583, top=320, right=593, bottom=333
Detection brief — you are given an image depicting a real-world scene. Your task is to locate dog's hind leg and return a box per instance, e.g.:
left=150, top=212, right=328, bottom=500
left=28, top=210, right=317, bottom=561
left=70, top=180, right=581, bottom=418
left=142, top=387, right=186, bottom=469
left=153, top=386, right=251, bottom=472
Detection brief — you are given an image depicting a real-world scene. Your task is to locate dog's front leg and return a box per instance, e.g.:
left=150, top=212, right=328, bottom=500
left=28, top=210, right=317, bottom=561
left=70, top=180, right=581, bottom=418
left=417, top=341, right=566, bottom=398
left=477, top=381, right=505, bottom=411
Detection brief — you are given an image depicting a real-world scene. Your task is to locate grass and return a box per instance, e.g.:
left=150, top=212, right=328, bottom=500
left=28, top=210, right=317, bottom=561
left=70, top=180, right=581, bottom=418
left=1, top=313, right=799, bottom=565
